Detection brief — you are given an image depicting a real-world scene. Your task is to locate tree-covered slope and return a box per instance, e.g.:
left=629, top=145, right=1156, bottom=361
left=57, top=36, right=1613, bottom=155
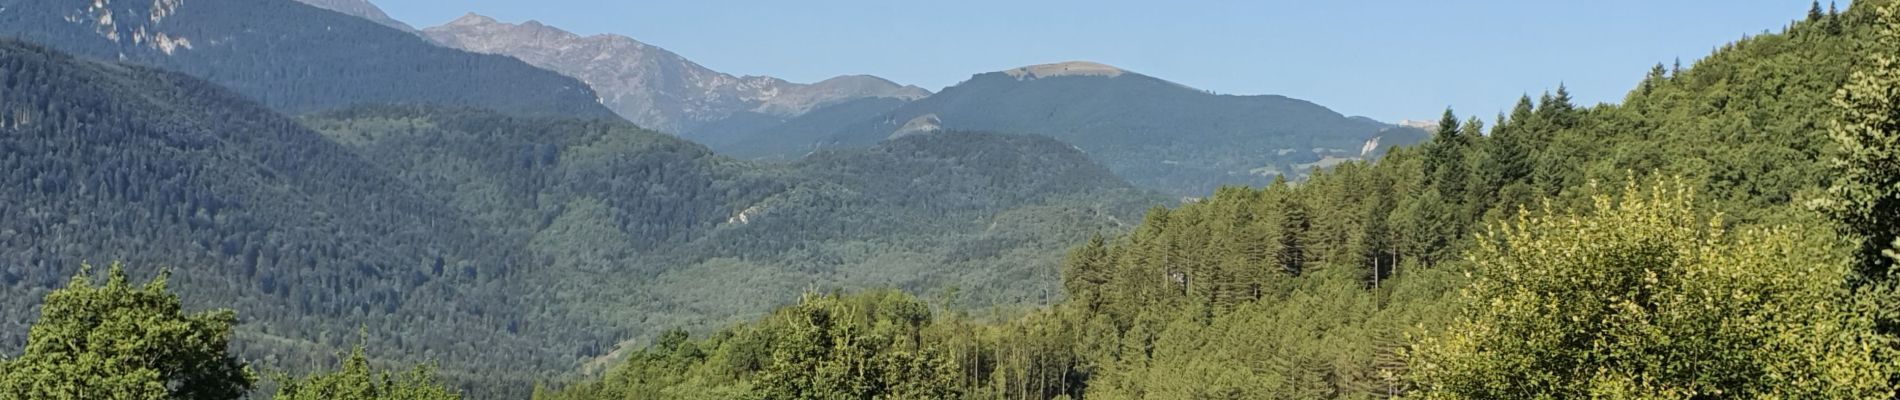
left=0, top=38, right=1158, bottom=397
left=699, top=97, right=913, bottom=160
left=0, top=0, right=616, bottom=119
left=541, top=3, right=1893, bottom=400
left=300, top=105, right=1164, bottom=377
left=0, top=40, right=603, bottom=397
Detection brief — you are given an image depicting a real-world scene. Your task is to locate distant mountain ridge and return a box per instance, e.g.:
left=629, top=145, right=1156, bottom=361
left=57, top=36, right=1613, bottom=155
left=379, top=9, right=1416, bottom=196
left=782, top=61, right=1430, bottom=195
left=0, top=0, right=617, bottom=119
left=293, top=0, right=418, bottom=33
left=423, top=13, right=931, bottom=135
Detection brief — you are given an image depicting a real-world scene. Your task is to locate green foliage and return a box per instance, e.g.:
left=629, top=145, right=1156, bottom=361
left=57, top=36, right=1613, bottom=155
left=0, top=264, right=253, bottom=400
left=1409, top=182, right=1895, bottom=399
left=0, top=40, right=577, bottom=397
left=301, top=105, right=1161, bottom=361
left=1819, top=3, right=1900, bottom=282
left=703, top=97, right=911, bottom=161
left=0, top=263, right=459, bottom=400
left=556, top=4, right=1900, bottom=399
left=538, top=291, right=958, bottom=399
left=273, top=345, right=461, bottom=400
left=546, top=129, right=1480, bottom=399
left=0, top=36, right=1157, bottom=398
left=4, top=1, right=1895, bottom=399
left=747, top=293, right=960, bottom=400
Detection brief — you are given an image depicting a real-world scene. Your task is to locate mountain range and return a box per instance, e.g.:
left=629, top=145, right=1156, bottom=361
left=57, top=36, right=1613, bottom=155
left=287, top=0, right=1421, bottom=195
left=407, top=12, right=1425, bottom=195
left=801, top=61, right=1431, bottom=194
left=422, top=13, right=932, bottom=137
left=0, top=0, right=1882, bottom=399
left=0, top=16, right=1155, bottom=397
left=0, top=0, right=1439, bottom=396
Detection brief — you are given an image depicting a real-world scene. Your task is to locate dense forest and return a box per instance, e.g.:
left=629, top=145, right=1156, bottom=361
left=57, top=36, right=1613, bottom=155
left=0, top=37, right=1160, bottom=398
left=534, top=1, right=1900, bottom=399
left=700, top=97, right=913, bottom=161
left=0, top=38, right=602, bottom=396
left=6, top=0, right=1899, bottom=399
left=301, top=106, right=1160, bottom=354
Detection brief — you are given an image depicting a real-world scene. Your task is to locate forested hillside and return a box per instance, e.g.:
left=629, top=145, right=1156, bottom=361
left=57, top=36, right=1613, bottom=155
left=0, top=39, right=604, bottom=397
left=302, top=107, right=1161, bottom=350
left=5, top=0, right=1892, bottom=399
left=0, top=35, right=1162, bottom=396
left=698, top=97, right=913, bottom=160
left=0, top=0, right=616, bottom=119
left=540, top=2, right=1898, bottom=399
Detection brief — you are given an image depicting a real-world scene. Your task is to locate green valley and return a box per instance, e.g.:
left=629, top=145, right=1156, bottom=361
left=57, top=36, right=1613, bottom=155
left=4, top=0, right=1895, bottom=399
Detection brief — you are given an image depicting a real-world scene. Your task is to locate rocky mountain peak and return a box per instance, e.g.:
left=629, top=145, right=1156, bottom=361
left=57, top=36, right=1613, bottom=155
left=423, top=15, right=929, bottom=136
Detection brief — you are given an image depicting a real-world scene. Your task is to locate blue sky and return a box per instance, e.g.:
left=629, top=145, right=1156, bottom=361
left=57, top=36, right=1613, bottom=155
left=380, top=1, right=1826, bottom=123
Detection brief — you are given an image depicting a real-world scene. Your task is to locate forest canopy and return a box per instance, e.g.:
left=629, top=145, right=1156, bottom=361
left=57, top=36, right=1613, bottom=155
left=537, top=2, right=1900, bottom=399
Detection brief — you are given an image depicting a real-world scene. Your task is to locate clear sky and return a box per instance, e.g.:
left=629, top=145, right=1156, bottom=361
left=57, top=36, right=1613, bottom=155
left=379, top=1, right=1827, bottom=123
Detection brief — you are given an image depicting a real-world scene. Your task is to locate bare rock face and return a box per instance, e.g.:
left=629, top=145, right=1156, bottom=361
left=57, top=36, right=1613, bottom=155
left=293, top=0, right=417, bottom=33
left=1003, top=61, right=1127, bottom=79
left=888, top=114, right=942, bottom=140
left=423, top=14, right=929, bottom=135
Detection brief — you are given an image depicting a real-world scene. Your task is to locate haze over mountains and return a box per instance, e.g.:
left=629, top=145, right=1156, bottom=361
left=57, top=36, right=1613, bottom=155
left=814, top=61, right=1431, bottom=194
left=286, top=0, right=1423, bottom=195
left=4, top=0, right=1884, bottom=399
left=0, top=1, right=1155, bottom=395
left=423, top=13, right=932, bottom=138
left=0, top=0, right=1463, bottom=397
left=408, top=12, right=1425, bottom=195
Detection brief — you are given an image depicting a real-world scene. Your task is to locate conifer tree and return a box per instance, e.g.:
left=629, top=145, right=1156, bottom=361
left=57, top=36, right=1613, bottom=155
left=1279, top=196, right=1310, bottom=276
left=1829, top=2, right=1846, bottom=35
left=1424, top=109, right=1469, bottom=201
left=1551, top=84, right=1575, bottom=111
left=1508, top=94, right=1535, bottom=123
left=1640, top=63, right=1668, bottom=95
left=1495, top=96, right=1537, bottom=185
left=1061, top=235, right=1113, bottom=310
